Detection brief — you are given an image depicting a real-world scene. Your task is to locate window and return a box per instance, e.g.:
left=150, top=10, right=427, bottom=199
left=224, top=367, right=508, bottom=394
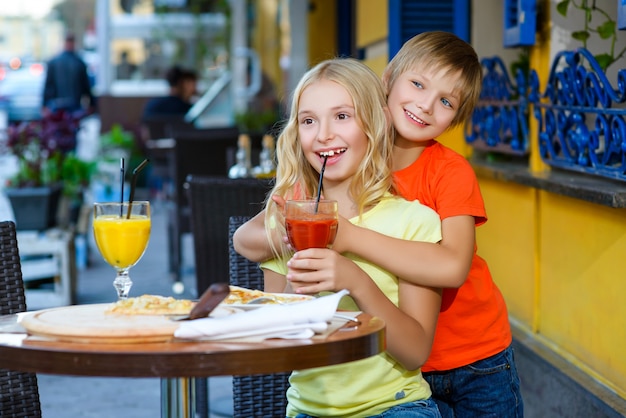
left=388, top=0, right=470, bottom=58
left=503, top=0, right=536, bottom=47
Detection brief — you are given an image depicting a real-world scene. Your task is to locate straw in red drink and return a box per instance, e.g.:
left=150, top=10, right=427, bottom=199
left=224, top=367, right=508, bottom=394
left=315, top=155, right=328, bottom=213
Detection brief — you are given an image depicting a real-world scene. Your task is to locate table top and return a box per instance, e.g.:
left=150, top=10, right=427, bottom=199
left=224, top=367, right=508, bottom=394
left=0, top=311, right=385, bottom=378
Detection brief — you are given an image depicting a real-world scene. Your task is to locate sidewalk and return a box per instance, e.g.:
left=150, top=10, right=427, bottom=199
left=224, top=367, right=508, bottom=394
left=35, top=200, right=234, bottom=417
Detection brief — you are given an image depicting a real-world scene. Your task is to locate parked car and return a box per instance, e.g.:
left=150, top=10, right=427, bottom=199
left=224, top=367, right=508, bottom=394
left=0, top=63, right=45, bottom=123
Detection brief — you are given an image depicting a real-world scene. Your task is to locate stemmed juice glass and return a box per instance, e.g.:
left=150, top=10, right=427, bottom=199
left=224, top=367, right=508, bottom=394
left=93, top=201, right=151, bottom=299
left=285, top=200, right=338, bottom=251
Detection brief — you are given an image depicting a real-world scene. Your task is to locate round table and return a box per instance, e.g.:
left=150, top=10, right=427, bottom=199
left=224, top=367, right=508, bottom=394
left=0, top=311, right=385, bottom=417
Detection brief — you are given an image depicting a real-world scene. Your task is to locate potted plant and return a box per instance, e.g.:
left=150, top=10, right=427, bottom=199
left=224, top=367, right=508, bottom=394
left=99, top=123, right=137, bottom=160
left=92, top=124, right=144, bottom=202
left=4, top=110, right=84, bottom=230
left=57, top=154, right=97, bottom=228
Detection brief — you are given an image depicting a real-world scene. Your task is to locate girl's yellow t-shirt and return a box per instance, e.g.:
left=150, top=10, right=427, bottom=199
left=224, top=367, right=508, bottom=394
left=262, top=194, right=442, bottom=417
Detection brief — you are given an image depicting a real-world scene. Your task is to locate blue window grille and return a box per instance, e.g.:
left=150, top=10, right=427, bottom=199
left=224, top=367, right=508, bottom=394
left=466, top=56, right=530, bottom=155
left=503, top=0, right=537, bottom=47
left=529, top=48, right=626, bottom=182
left=388, top=0, right=469, bottom=58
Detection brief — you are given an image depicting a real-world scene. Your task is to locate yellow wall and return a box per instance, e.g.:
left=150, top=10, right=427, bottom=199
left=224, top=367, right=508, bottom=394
left=476, top=181, right=626, bottom=397
left=538, top=194, right=626, bottom=394
left=356, top=0, right=388, bottom=46
left=356, top=0, right=388, bottom=74
left=253, top=1, right=281, bottom=97
left=475, top=179, right=536, bottom=327
left=307, top=0, right=337, bottom=65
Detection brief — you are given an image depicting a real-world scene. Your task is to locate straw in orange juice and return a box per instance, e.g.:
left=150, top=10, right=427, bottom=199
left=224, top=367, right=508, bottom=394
left=93, top=215, right=151, bottom=269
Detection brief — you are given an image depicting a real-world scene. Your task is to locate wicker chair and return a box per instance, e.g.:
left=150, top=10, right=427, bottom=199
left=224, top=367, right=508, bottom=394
left=228, top=215, right=290, bottom=418
left=186, top=175, right=273, bottom=295
left=0, top=221, right=42, bottom=417
left=186, top=176, right=272, bottom=418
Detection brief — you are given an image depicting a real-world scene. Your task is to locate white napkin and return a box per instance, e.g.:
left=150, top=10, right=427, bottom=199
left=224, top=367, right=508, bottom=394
left=174, top=289, right=349, bottom=341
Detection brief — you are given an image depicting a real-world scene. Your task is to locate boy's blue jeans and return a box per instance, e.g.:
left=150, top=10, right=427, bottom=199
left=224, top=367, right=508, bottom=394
left=423, top=344, right=523, bottom=418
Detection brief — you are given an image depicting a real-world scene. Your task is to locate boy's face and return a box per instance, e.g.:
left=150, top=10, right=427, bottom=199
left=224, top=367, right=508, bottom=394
left=386, top=65, right=461, bottom=145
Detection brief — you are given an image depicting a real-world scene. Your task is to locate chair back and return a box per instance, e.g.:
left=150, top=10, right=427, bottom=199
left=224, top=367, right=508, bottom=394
left=187, top=175, right=272, bottom=295
left=173, top=127, right=241, bottom=209
left=141, top=115, right=193, bottom=141
left=228, top=216, right=290, bottom=418
left=164, top=127, right=240, bottom=281
left=185, top=174, right=269, bottom=418
left=0, top=221, right=42, bottom=417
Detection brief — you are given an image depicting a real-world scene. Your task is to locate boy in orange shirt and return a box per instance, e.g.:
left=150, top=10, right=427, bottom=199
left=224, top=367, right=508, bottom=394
left=234, top=31, right=523, bottom=417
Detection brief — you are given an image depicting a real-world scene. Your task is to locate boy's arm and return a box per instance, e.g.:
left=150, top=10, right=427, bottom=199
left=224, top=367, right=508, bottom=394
left=329, top=214, right=475, bottom=288
left=232, top=210, right=274, bottom=262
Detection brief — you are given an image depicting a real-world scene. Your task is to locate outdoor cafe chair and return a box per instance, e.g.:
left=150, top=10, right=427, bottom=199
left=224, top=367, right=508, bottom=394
left=167, top=127, right=241, bottom=288
left=186, top=175, right=271, bottom=417
left=228, top=215, right=290, bottom=418
left=0, top=220, right=42, bottom=417
left=186, top=174, right=272, bottom=295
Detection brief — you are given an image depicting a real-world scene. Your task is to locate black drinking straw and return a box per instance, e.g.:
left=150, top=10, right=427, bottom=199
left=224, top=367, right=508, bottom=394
left=126, top=159, right=150, bottom=219
left=119, top=158, right=125, bottom=217
left=315, top=155, right=328, bottom=213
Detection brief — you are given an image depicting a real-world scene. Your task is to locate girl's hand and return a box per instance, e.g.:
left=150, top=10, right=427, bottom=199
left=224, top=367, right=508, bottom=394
left=286, top=248, right=363, bottom=294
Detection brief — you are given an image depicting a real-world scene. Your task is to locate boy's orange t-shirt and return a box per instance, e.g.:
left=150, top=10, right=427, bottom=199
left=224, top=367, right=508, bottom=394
left=394, top=141, right=512, bottom=372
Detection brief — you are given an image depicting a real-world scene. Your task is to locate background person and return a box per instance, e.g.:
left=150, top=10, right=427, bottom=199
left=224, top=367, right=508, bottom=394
left=116, top=50, right=138, bottom=80
left=142, top=65, right=198, bottom=119
left=43, top=32, right=96, bottom=116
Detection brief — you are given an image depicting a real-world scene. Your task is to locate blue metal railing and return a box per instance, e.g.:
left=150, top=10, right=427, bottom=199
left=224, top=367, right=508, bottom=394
left=468, top=49, right=626, bottom=182
left=530, top=48, right=626, bottom=181
left=466, top=56, right=530, bottom=155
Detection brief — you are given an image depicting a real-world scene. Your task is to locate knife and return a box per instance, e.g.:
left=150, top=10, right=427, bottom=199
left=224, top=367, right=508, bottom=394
left=173, top=282, right=230, bottom=321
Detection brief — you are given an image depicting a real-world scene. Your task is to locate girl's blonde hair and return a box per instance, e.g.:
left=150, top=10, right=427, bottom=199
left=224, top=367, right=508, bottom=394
left=265, top=58, right=394, bottom=256
left=383, top=31, right=482, bottom=128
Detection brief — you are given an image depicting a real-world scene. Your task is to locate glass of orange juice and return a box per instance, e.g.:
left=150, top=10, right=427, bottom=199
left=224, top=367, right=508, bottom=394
left=93, top=201, right=151, bottom=299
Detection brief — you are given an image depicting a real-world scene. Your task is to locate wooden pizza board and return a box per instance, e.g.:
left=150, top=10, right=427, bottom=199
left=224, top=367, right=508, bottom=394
left=20, top=304, right=181, bottom=344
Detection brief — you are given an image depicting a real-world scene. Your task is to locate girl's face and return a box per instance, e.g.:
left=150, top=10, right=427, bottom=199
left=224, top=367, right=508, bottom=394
left=386, top=65, right=460, bottom=146
left=297, top=79, right=368, bottom=186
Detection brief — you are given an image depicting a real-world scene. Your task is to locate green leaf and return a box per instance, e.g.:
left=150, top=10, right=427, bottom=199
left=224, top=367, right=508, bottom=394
left=597, top=21, right=615, bottom=39
left=594, top=54, right=613, bottom=71
left=556, top=0, right=570, bottom=17
left=572, top=31, right=590, bottom=42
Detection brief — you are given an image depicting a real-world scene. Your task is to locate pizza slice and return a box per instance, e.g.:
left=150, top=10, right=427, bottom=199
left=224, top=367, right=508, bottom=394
left=105, top=294, right=195, bottom=316
left=222, top=286, right=313, bottom=305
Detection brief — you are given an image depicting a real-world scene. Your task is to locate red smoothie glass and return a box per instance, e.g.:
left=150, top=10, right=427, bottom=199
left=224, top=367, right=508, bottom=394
left=285, top=200, right=339, bottom=251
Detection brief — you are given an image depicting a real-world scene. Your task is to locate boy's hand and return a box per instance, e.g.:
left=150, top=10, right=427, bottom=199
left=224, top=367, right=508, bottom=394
left=327, top=215, right=354, bottom=253
left=272, top=194, right=296, bottom=252
left=271, top=194, right=286, bottom=210
left=286, top=248, right=362, bottom=294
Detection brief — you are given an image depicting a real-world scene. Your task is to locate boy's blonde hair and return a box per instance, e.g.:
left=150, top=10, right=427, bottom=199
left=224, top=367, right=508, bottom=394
left=383, top=31, right=482, bottom=127
left=265, top=58, right=394, bottom=255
